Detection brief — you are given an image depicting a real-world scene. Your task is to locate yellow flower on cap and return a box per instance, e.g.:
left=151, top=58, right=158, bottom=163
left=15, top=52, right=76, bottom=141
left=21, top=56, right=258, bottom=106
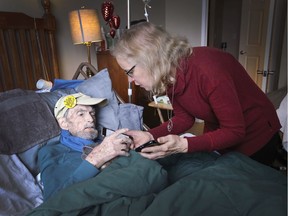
left=64, top=95, right=77, bottom=109
left=54, top=93, right=107, bottom=119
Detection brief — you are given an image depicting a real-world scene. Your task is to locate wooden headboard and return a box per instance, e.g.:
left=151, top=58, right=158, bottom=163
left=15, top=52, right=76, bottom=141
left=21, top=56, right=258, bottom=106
left=0, top=0, right=60, bottom=92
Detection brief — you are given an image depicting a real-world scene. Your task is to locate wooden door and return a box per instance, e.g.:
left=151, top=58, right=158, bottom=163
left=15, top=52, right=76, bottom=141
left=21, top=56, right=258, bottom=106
left=238, top=0, right=270, bottom=91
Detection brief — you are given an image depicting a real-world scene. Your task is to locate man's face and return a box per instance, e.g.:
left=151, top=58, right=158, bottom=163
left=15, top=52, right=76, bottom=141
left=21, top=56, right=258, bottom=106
left=65, top=105, right=98, bottom=140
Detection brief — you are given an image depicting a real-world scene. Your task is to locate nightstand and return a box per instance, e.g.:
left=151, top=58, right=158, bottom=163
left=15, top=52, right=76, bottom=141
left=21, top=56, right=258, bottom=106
left=148, top=101, right=173, bottom=123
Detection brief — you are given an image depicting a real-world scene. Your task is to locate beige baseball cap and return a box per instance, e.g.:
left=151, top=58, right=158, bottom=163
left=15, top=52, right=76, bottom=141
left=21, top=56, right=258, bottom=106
left=54, top=93, right=107, bottom=119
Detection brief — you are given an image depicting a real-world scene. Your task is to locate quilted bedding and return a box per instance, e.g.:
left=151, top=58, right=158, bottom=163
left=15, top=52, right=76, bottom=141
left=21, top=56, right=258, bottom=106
left=27, top=151, right=287, bottom=216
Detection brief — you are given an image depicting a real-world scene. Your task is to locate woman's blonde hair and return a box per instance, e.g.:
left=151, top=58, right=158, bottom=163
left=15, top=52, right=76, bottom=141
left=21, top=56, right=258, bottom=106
left=112, top=22, right=191, bottom=95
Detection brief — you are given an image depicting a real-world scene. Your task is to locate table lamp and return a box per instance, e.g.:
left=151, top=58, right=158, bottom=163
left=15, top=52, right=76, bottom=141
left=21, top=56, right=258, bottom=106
left=69, top=8, right=102, bottom=77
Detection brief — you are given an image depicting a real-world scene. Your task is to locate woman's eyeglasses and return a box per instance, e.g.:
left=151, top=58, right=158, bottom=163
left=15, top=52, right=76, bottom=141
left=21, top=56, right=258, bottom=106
left=124, top=65, right=136, bottom=78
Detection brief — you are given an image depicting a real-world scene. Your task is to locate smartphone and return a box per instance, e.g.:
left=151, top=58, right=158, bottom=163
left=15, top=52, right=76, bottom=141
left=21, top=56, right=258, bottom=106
left=101, top=127, right=115, bottom=137
left=135, top=140, right=159, bottom=152
left=101, top=127, right=133, bottom=140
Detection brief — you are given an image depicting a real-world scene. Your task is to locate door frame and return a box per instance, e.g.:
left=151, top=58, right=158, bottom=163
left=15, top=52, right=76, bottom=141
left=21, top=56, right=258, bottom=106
left=205, top=0, right=286, bottom=92
left=261, top=0, right=274, bottom=92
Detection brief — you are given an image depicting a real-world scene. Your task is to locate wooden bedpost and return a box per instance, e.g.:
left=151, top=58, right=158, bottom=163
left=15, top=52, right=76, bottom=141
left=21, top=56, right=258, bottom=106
left=41, top=0, right=60, bottom=79
left=0, top=1, right=61, bottom=91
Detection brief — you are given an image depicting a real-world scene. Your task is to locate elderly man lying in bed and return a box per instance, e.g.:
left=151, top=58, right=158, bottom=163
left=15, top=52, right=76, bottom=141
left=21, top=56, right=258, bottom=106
left=38, top=93, right=133, bottom=200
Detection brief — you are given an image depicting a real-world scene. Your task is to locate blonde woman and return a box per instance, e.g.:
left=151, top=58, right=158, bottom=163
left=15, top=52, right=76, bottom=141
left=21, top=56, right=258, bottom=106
left=112, top=22, right=281, bottom=166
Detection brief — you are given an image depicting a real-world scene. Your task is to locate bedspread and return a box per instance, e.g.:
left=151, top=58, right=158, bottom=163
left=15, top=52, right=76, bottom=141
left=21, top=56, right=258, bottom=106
left=27, top=151, right=287, bottom=216
left=0, top=154, right=43, bottom=216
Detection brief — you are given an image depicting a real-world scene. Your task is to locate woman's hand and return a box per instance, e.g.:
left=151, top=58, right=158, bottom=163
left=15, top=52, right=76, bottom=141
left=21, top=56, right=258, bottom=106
left=124, top=130, right=154, bottom=149
left=139, top=134, right=188, bottom=160
left=86, top=128, right=133, bottom=168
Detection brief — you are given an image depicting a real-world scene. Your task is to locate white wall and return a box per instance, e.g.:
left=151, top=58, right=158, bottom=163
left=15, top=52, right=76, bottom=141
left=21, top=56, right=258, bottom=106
left=0, top=0, right=43, bottom=17
left=166, top=0, right=203, bottom=47
left=0, top=0, right=204, bottom=79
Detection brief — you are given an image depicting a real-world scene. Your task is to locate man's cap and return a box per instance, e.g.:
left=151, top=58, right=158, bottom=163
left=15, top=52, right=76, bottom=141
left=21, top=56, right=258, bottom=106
left=54, top=93, right=107, bottom=119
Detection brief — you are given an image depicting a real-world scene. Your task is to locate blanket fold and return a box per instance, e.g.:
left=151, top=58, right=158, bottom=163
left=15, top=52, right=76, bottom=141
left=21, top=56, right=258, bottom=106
left=0, top=89, right=60, bottom=154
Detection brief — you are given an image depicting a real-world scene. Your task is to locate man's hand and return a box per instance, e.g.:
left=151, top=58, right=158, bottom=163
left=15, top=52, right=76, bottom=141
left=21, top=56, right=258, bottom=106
left=86, top=128, right=133, bottom=168
left=124, top=130, right=154, bottom=149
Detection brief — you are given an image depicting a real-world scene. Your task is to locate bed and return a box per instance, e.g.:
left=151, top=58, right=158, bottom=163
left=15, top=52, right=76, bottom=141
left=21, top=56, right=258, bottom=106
left=0, top=1, right=287, bottom=216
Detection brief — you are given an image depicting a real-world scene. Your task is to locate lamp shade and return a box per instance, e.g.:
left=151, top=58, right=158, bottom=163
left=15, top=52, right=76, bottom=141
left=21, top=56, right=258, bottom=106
left=69, top=9, right=102, bottom=44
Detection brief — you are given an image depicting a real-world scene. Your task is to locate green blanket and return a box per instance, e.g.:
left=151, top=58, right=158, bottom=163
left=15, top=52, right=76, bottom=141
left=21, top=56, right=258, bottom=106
left=27, top=151, right=287, bottom=216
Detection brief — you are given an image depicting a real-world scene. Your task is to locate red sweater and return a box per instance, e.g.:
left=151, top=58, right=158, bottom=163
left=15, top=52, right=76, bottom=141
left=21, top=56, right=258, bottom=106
left=149, top=47, right=281, bottom=156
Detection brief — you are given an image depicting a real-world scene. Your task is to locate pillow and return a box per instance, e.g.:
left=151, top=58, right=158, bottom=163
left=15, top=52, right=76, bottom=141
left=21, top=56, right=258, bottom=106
left=50, top=79, right=84, bottom=92
left=76, top=68, right=121, bottom=130
left=118, top=103, right=144, bottom=130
